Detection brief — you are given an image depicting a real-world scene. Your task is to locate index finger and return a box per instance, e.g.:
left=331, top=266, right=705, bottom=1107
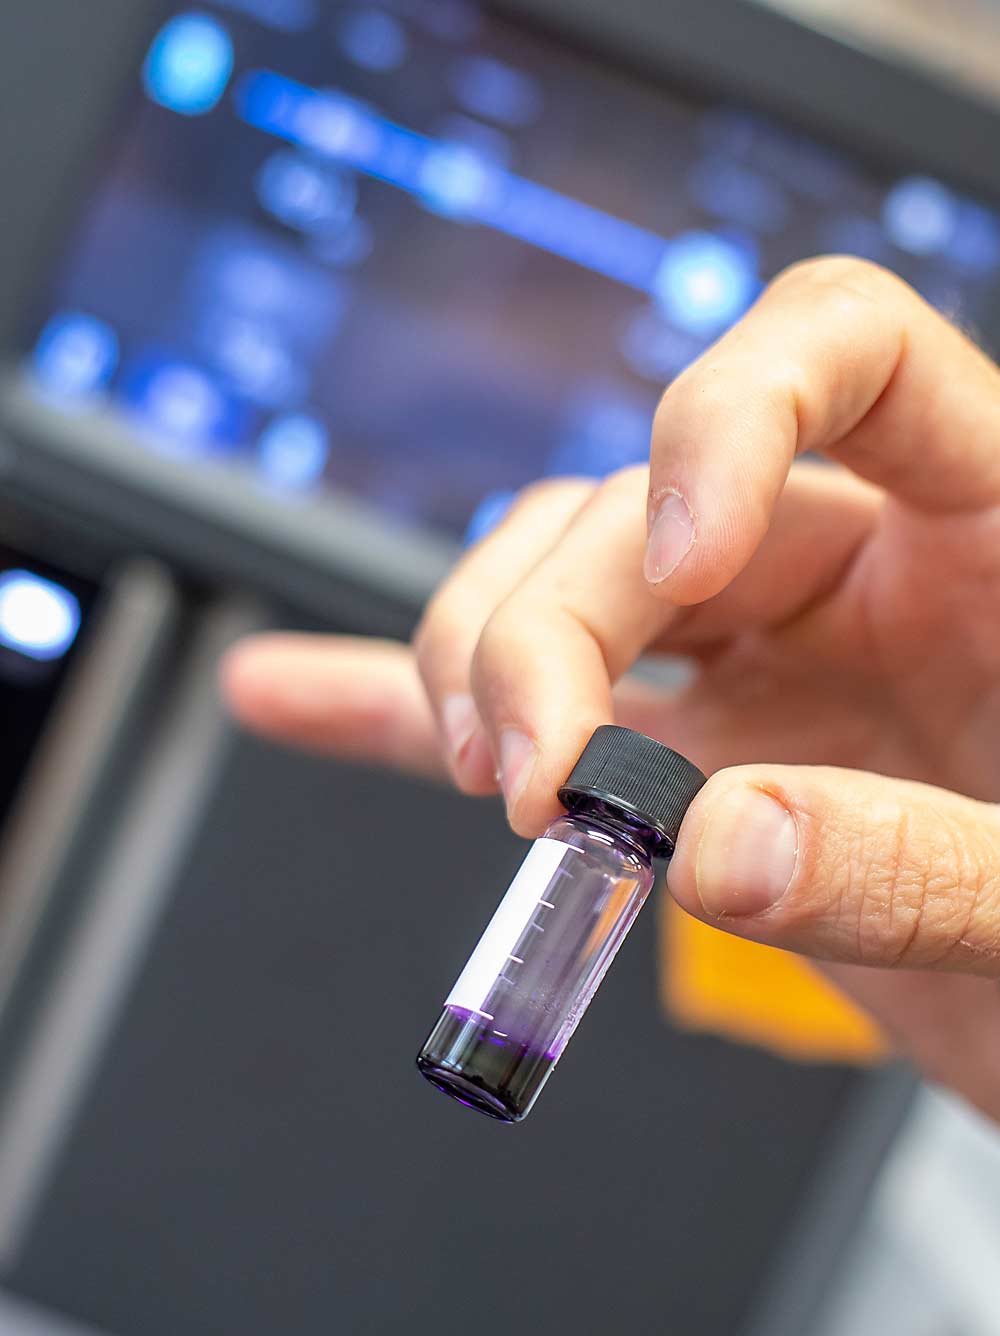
left=645, top=255, right=1000, bottom=602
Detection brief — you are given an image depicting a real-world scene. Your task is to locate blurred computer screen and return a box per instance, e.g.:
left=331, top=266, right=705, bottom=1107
left=17, top=0, right=1000, bottom=553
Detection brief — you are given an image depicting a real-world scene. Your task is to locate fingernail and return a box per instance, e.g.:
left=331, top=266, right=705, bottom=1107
left=696, top=787, right=798, bottom=918
left=644, top=491, right=694, bottom=584
left=441, top=693, right=480, bottom=762
left=498, top=728, right=536, bottom=808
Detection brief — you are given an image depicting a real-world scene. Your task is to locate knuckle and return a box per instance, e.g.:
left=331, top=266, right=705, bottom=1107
left=411, top=591, right=463, bottom=676
left=511, top=475, right=594, bottom=515
left=469, top=596, right=538, bottom=711
left=850, top=806, right=988, bottom=968
left=409, top=612, right=435, bottom=676
left=769, top=254, right=905, bottom=308
left=468, top=609, right=508, bottom=710
left=471, top=601, right=519, bottom=676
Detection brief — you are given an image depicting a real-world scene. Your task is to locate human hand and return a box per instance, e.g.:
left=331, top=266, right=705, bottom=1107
left=223, top=258, right=1000, bottom=1121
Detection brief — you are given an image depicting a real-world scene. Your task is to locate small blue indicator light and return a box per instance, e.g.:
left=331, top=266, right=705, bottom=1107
left=419, top=143, right=497, bottom=219
left=257, top=414, right=329, bottom=489
left=652, top=232, right=758, bottom=335
left=0, top=571, right=81, bottom=662
left=450, top=56, right=542, bottom=128
left=143, top=13, right=234, bottom=116
left=208, top=315, right=303, bottom=406
left=32, top=312, right=119, bottom=401
left=883, top=176, right=957, bottom=256
left=337, top=9, right=408, bottom=72
left=127, top=360, right=230, bottom=447
left=255, top=151, right=357, bottom=233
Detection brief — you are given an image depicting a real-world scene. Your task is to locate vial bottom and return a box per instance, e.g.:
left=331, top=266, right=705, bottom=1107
left=416, top=1005, right=559, bottom=1124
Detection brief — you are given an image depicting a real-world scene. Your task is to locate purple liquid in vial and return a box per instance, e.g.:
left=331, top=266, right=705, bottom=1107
left=417, top=728, right=705, bottom=1123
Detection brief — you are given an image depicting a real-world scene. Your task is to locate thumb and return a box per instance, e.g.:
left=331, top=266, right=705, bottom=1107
left=667, top=765, right=1000, bottom=975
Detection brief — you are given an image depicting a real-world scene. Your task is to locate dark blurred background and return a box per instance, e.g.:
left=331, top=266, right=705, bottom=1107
left=0, top=2, right=998, bottom=1333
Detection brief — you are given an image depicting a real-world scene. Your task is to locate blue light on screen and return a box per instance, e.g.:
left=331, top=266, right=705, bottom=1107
left=207, top=314, right=305, bottom=406
left=436, top=114, right=512, bottom=169
left=419, top=142, right=499, bottom=218
left=257, top=414, right=330, bottom=489
left=0, top=572, right=81, bottom=662
left=143, top=13, right=234, bottom=116
left=237, top=73, right=385, bottom=171
left=310, top=216, right=374, bottom=268
left=487, top=178, right=667, bottom=289
left=652, top=232, right=759, bottom=335
left=32, top=312, right=119, bottom=401
left=882, top=176, right=957, bottom=256
left=449, top=56, right=542, bottom=128
left=337, top=9, right=409, bottom=72
left=256, top=152, right=358, bottom=234
left=125, top=359, right=232, bottom=448
left=235, top=70, right=669, bottom=288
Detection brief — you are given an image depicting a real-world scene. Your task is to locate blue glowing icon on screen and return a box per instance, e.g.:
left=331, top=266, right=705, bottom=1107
left=32, top=312, right=118, bottom=401
left=419, top=143, right=497, bottom=219
left=257, top=414, right=329, bottom=489
left=126, top=359, right=232, bottom=448
left=652, top=232, right=758, bottom=335
left=463, top=490, right=516, bottom=547
left=255, top=152, right=358, bottom=235
left=450, top=56, right=542, bottom=128
left=208, top=315, right=303, bottom=406
left=337, top=9, right=408, bottom=72
left=0, top=571, right=81, bottom=662
left=143, top=13, right=234, bottom=116
left=882, top=177, right=957, bottom=256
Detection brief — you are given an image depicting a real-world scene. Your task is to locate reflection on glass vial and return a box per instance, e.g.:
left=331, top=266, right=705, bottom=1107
left=417, top=726, right=706, bottom=1123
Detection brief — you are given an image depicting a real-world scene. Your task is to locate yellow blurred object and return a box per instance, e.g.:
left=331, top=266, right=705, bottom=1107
left=661, top=900, right=887, bottom=1063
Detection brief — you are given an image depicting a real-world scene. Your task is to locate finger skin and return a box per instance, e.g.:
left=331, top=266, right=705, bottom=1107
left=470, top=467, right=674, bottom=834
left=654, top=460, right=879, bottom=654
left=222, top=464, right=878, bottom=822
left=646, top=256, right=1000, bottom=604
left=413, top=478, right=594, bottom=792
left=469, top=464, right=878, bottom=836
left=221, top=635, right=447, bottom=779
left=220, top=632, right=690, bottom=782
left=668, top=764, right=1000, bottom=975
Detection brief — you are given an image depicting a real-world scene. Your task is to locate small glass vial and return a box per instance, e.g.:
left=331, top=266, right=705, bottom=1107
left=416, top=726, right=706, bottom=1123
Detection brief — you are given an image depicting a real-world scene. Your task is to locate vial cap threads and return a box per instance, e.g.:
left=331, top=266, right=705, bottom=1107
left=557, top=725, right=706, bottom=852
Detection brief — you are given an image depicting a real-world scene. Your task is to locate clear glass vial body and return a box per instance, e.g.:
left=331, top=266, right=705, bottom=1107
left=416, top=797, right=664, bottom=1123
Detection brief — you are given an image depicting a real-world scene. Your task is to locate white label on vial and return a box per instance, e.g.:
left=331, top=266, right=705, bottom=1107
left=445, top=837, right=567, bottom=1015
